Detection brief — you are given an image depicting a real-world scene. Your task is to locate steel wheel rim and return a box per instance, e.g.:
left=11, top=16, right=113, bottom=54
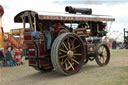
left=58, top=36, right=84, bottom=73
left=98, top=45, right=108, bottom=64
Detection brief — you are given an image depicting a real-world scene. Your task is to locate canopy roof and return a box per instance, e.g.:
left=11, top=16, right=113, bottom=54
left=14, top=10, right=115, bottom=23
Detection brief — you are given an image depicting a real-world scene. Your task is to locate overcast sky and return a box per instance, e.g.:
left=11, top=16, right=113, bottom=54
left=1, top=0, right=128, bottom=41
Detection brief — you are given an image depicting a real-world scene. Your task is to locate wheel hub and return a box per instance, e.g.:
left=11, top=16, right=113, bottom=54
left=67, top=50, right=74, bottom=58
left=99, top=53, right=103, bottom=56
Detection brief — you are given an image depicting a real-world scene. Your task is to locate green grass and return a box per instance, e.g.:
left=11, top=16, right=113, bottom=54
left=111, top=49, right=128, bottom=85
left=110, top=49, right=128, bottom=56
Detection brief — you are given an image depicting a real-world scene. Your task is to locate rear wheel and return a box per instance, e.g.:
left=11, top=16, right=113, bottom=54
left=95, top=43, right=110, bottom=66
left=51, top=33, right=85, bottom=75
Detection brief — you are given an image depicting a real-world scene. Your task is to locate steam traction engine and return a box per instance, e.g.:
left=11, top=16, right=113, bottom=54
left=14, top=6, right=115, bottom=75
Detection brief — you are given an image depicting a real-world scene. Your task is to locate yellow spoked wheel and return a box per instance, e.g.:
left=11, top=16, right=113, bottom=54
left=95, top=43, right=110, bottom=66
left=51, top=33, right=85, bottom=75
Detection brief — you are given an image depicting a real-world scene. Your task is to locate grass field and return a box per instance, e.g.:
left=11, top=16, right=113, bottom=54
left=0, top=49, right=128, bottom=85
left=110, top=49, right=128, bottom=85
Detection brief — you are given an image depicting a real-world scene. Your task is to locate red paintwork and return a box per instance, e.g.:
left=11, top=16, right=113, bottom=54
left=28, top=50, right=36, bottom=56
left=37, top=43, right=48, bottom=57
left=24, top=29, right=50, bottom=67
left=38, top=15, right=115, bottom=22
left=8, top=34, right=20, bottom=48
left=29, top=60, right=37, bottom=66
left=87, top=44, right=95, bottom=54
left=25, top=42, right=36, bottom=56
left=24, top=29, right=31, bottom=33
left=24, top=35, right=32, bottom=40
left=74, top=29, right=87, bottom=36
left=39, top=58, right=51, bottom=66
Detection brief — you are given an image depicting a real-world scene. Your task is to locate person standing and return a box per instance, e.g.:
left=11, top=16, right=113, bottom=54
left=13, top=49, right=21, bottom=66
left=7, top=43, right=14, bottom=51
left=42, top=21, right=53, bottom=50
left=0, top=48, right=4, bottom=60
left=19, top=47, right=24, bottom=65
left=0, top=48, right=6, bottom=66
left=5, top=46, right=13, bottom=66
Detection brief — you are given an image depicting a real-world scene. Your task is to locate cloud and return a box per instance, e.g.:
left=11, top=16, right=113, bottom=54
left=53, top=0, right=128, bottom=5
left=1, top=0, right=57, bottom=32
left=1, top=0, right=128, bottom=39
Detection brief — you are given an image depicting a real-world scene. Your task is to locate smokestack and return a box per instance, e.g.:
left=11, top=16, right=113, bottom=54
left=65, top=6, right=92, bottom=15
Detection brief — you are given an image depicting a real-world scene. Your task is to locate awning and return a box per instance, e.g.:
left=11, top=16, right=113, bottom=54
left=14, top=10, right=115, bottom=23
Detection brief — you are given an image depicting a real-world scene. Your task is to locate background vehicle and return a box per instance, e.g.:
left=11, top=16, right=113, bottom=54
left=123, top=28, right=128, bottom=49
left=14, top=6, right=115, bottom=75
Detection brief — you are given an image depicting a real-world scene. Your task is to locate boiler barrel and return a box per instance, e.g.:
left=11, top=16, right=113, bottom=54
left=65, top=6, right=92, bottom=15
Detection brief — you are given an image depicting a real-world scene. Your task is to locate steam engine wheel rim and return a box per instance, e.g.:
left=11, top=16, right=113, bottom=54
left=59, top=36, right=84, bottom=73
left=51, top=33, right=85, bottom=75
left=95, top=43, right=110, bottom=66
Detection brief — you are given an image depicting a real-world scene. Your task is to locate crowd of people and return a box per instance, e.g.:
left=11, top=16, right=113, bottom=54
left=0, top=44, right=24, bottom=67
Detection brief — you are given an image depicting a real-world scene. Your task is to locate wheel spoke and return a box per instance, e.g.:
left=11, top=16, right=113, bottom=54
left=103, top=52, right=107, bottom=57
left=103, top=49, right=107, bottom=55
left=101, top=46, right=105, bottom=52
left=102, top=47, right=107, bottom=58
left=62, top=42, right=69, bottom=51
left=61, top=58, right=67, bottom=65
left=101, top=46, right=104, bottom=50
left=72, top=38, right=76, bottom=43
left=102, top=56, right=105, bottom=64
left=74, top=53, right=82, bottom=56
left=71, top=38, right=76, bottom=44
left=65, top=62, right=68, bottom=70
left=98, top=55, right=102, bottom=60
left=67, top=59, right=75, bottom=70
left=70, top=38, right=75, bottom=48
left=68, top=61, right=75, bottom=70
left=98, top=51, right=101, bottom=54
left=59, top=52, right=63, bottom=55
left=59, top=55, right=67, bottom=58
left=72, top=50, right=77, bottom=53
left=72, top=44, right=81, bottom=50
left=102, top=48, right=105, bottom=53
left=72, top=58, right=80, bottom=65
left=99, top=47, right=102, bottom=53
left=73, top=56, right=77, bottom=59
left=67, top=38, right=71, bottom=49
left=59, top=49, right=67, bottom=53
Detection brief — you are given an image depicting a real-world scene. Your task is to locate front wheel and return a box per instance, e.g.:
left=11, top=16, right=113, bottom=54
left=51, top=33, right=85, bottom=75
left=95, top=43, right=110, bottom=66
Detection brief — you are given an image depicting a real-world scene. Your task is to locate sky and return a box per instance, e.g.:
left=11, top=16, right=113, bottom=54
left=1, top=0, right=128, bottom=42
